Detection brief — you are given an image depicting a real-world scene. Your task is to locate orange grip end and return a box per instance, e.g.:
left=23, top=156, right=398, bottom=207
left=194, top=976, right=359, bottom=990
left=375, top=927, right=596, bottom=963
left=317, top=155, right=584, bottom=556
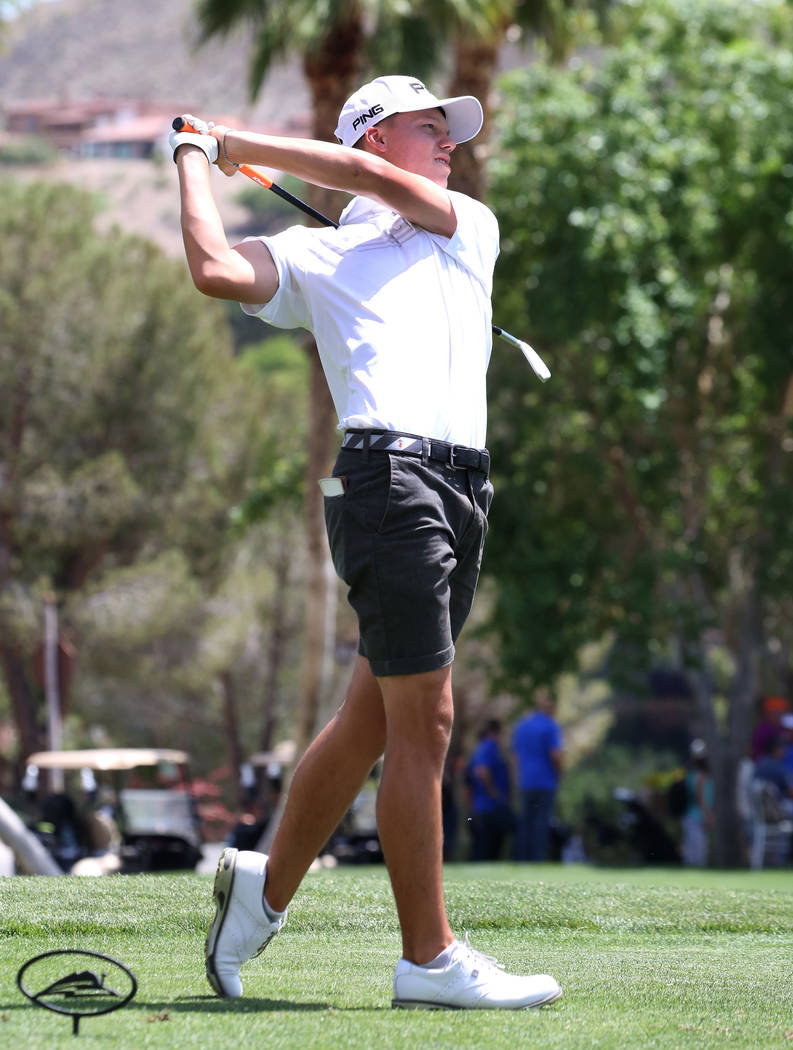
left=172, top=117, right=197, bottom=134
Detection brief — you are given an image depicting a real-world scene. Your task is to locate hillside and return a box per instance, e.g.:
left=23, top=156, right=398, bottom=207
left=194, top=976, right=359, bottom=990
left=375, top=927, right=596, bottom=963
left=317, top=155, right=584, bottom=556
left=0, top=0, right=311, bottom=258
left=0, top=0, right=308, bottom=127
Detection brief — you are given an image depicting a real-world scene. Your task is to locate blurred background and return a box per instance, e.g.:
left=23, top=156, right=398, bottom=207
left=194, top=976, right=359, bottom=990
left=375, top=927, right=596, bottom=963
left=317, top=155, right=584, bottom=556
left=1, top=0, right=792, bottom=875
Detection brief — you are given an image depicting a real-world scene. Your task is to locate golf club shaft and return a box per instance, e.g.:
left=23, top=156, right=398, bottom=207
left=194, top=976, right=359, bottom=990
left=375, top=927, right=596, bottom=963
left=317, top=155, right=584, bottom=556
left=173, top=117, right=551, bottom=380
left=172, top=117, right=338, bottom=227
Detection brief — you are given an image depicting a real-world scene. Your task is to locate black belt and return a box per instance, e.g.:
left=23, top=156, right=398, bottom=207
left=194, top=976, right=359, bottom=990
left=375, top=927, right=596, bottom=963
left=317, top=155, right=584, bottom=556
left=341, top=429, right=490, bottom=475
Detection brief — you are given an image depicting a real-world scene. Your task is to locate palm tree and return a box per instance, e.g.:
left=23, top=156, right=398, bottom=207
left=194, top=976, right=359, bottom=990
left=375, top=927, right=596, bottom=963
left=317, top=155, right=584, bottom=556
left=448, top=0, right=614, bottom=198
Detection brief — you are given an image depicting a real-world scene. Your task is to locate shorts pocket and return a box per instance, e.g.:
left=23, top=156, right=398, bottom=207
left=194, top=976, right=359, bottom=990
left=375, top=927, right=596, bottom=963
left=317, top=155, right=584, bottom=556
left=474, top=476, right=494, bottom=518
left=331, top=449, right=394, bottom=535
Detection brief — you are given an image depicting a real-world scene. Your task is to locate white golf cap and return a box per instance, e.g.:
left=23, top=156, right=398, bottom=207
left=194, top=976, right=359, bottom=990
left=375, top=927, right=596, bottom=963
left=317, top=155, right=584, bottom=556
left=335, top=75, right=483, bottom=148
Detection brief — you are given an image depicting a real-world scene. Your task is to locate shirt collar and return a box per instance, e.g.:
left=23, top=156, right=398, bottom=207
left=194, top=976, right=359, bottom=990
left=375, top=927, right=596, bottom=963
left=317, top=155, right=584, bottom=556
left=339, top=196, right=395, bottom=226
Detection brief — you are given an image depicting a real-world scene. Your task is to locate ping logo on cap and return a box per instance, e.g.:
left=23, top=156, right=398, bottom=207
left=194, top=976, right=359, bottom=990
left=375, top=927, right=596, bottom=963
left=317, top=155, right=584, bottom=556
left=352, top=103, right=385, bottom=132
left=409, top=81, right=427, bottom=94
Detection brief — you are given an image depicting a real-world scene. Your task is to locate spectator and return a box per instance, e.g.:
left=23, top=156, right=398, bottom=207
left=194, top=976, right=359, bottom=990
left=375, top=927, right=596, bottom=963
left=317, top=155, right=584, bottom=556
left=512, top=691, right=563, bottom=862
left=780, top=713, right=793, bottom=780
left=751, top=696, right=789, bottom=761
left=752, top=735, right=793, bottom=866
left=681, top=739, right=714, bottom=867
left=466, top=721, right=514, bottom=861
left=753, top=736, right=793, bottom=807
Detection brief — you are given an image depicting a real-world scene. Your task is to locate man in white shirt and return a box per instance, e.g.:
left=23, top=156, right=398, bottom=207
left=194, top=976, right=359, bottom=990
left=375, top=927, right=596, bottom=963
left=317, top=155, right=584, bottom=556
left=172, top=75, right=561, bottom=1010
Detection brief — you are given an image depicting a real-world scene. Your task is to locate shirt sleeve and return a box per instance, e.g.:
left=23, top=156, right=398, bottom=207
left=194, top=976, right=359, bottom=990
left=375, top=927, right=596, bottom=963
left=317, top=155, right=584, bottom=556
left=430, top=191, right=500, bottom=294
left=239, top=228, right=313, bottom=330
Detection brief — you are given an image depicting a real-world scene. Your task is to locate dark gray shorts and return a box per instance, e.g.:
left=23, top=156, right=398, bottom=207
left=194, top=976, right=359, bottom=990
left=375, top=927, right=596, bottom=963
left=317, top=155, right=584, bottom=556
left=323, top=445, right=494, bottom=677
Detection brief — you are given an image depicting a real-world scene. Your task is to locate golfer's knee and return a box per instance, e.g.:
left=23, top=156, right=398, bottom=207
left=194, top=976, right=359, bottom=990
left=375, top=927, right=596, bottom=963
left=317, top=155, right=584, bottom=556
left=389, top=697, right=453, bottom=764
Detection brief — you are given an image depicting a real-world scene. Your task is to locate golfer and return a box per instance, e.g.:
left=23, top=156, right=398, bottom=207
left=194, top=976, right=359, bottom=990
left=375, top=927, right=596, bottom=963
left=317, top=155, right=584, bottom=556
left=171, top=74, right=562, bottom=1010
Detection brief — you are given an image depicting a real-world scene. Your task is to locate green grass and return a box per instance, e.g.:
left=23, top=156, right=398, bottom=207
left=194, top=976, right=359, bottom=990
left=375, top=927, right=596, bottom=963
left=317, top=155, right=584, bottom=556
left=2, top=864, right=793, bottom=1048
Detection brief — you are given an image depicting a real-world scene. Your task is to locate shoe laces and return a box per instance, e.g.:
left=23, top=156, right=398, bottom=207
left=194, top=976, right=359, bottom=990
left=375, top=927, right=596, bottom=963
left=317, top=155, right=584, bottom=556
left=253, top=909, right=286, bottom=957
left=459, top=931, right=505, bottom=974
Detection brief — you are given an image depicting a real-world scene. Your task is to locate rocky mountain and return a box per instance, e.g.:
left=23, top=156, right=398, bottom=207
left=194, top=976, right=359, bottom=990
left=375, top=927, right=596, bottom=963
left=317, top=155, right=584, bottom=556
left=0, top=0, right=308, bottom=128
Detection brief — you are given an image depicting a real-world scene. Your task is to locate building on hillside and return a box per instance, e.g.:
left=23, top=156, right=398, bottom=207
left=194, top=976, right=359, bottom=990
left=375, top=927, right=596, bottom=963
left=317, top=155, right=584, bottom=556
left=3, top=98, right=311, bottom=159
left=2, top=99, right=230, bottom=159
left=77, top=114, right=180, bottom=159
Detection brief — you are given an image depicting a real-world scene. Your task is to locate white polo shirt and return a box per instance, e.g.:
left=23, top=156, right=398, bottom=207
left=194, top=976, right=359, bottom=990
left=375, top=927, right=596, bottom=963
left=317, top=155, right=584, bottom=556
left=243, top=190, right=499, bottom=448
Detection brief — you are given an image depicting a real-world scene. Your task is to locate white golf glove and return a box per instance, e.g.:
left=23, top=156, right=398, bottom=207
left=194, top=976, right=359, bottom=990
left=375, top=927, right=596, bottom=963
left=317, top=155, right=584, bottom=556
left=169, top=113, right=219, bottom=165
left=180, top=113, right=213, bottom=135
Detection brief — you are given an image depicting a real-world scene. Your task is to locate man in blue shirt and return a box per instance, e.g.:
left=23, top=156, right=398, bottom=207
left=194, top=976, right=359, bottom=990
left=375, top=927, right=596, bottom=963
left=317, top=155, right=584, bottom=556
left=754, top=736, right=793, bottom=800
left=512, top=691, right=563, bottom=861
left=466, top=720, right=513, bottom=860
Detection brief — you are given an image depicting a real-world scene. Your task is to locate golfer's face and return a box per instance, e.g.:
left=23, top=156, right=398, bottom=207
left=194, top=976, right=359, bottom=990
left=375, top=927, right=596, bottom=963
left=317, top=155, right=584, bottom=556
left=380, top=108, right=456, bottom=186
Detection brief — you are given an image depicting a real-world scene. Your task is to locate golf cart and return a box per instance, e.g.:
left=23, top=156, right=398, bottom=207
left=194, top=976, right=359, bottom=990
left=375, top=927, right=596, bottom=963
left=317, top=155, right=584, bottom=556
left=25, top=748, right=203, bottom=874
left=247, top=745, right=382, bottom=864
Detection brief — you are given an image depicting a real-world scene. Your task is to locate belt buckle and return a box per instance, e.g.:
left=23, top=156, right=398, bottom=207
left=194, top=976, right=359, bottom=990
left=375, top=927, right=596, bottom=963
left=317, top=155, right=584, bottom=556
left=448, top=444, right=467, bottom=470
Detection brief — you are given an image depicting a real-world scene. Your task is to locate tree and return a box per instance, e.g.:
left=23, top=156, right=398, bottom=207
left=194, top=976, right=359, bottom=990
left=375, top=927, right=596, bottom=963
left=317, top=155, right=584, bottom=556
left=485, top=0, right=793, bottom=864
left=0, top=180, right=264, bottom=765
left=447, top=0, right=614, bottom=199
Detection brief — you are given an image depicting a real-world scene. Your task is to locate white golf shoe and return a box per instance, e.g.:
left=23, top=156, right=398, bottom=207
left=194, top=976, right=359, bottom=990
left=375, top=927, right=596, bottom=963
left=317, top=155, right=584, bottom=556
left=392, top=934, right=562, bottom=1010
left=205, top=848, right=287, bottom=998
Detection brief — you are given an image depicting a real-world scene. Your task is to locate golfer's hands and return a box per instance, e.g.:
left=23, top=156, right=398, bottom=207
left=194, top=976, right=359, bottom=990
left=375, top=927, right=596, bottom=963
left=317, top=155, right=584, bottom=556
left=180, top=113, right=213, bottom=136
left=170, top=113, right=219, bottom=166
left=170, top=114, right=239, bottom=176
left=211, top=125, right=239, bottom=177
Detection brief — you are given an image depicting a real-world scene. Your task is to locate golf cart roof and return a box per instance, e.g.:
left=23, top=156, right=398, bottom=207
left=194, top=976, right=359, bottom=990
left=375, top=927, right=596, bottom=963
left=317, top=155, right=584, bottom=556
left=26, top=748, right=190, bottom=771
left=249, top=741, right=296, bottom=767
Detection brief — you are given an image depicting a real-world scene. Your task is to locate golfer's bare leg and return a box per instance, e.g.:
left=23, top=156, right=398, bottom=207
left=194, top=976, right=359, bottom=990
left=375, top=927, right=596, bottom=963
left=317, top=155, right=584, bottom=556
left=264, top=656, right=386, bottom=912
left=377, top=666, right=455, bottom=964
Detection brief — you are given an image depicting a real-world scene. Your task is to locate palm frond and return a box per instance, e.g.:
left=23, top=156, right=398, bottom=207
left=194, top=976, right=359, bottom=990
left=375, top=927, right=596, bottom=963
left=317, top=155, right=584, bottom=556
left=364, top=13, right=444, bottom=82
left=196, top=0, right=271, bottom=43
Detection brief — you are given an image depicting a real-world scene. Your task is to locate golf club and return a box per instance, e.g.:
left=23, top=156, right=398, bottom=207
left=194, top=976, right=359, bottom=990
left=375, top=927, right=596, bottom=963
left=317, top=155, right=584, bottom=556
left=173, top=117, right=551, bottom=382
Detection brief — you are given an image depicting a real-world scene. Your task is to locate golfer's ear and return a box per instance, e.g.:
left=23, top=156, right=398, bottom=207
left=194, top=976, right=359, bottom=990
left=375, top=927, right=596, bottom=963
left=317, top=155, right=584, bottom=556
left=362, top=125, right=387, bottom=155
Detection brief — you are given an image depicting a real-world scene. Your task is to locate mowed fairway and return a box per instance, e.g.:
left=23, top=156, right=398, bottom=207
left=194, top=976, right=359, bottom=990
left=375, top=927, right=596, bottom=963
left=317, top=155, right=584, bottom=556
left=1, top=863, right=792, bottom=1049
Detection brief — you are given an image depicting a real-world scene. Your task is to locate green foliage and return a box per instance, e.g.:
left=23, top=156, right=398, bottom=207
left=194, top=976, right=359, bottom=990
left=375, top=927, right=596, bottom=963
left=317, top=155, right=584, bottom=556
left=485, top=0, right=793, bottom=695
left=231, top=336, right=309, bottom=524
left=556, top=741, right=677, bottom=824
left=0, top=135, right=58, bottom=165
left=0, top=179, right=304, bottom=756
left=0, top=179, right=241, bottom=575
left=236, top=175, right=310, bottom=226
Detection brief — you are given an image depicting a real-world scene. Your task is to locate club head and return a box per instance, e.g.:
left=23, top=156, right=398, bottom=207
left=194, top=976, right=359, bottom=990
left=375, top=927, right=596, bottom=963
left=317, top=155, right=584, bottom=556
left=518, top=341, right=551, bottom=382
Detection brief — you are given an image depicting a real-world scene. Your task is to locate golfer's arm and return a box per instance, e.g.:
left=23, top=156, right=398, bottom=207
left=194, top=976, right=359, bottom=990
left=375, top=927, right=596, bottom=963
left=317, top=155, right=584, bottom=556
left=222, top=130, right=456, bottom=237
left=176, top=147, right=278, bottom=303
